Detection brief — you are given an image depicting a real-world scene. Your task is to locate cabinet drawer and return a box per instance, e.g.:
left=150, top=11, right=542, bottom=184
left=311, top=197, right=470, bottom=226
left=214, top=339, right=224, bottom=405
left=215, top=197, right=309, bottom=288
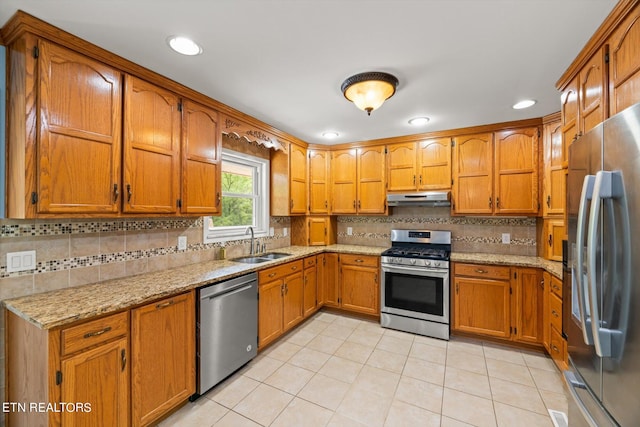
left=304, top=256, right=317, bottom=269
left=339, top=254, right=379, bottom=268
left=550, top=275, right=563, bottom=299
left=549, top=293, right=563, bottom=333
left=259, top=260, right=303, bottom=284
left=454, top=263, right=511, bottom=280
left=61, top=311, right=129, bottom=356
left=549, top=325, right=567, bottom=365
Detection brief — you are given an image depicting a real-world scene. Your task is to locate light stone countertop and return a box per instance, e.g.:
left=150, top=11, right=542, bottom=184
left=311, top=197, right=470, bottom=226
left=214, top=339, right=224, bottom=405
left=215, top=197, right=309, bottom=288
left=2, top=244, right=561, bottom=330
left=2, top=245, right=386, bottom=330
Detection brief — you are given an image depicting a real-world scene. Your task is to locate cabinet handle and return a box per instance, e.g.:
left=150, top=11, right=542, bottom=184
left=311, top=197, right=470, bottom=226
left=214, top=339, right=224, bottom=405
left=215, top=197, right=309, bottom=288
left=216, top=192, right=221, bottom=206
left=553, top=284, right=561, bottom=291
left=156, top=300, right=174, bottom=310
left=281, top=284, right=285, bottom=296
left=121, top=349, right=126, bottom=371
left=496, top=197, right=500, bottom=209
left=113, top=184, right=119, bottom=202
left=285, top=284, right=288, bottom=294
left=269, top=272, right=277, bottom=278
left=290, top=199, right=294, bottom=209
left=548, top=234, right=553, bottom=247
left=374, top=274, right=378, bottom=284
left=83, top=326, right=112, bottom=339
left=419, top=175, right=423, bottom=185
left=552, top=345, right=560, bottom=353
left=488, top=197, right=492, bottom=208
left=474, top=269, right=488, bottom=274
left=355, top=259, right=364, bottom=263
left=325, top=200, right=328, bottom=209
left=358, top=200, right=361, bottom=209
left=353, top=200, right=356, bottom=208
left=291, top=266, right=298, bottom=271
left=546, top=195, right=551, bottom=208
left=455, top=283, right=459, bottom=294
left=413, top=175, right=416, bottom=185
left=126, top=184, right=132, bottom=202
left=540, top=279, right=544, bottom=290
left=552, top=310, right=559, bottom=318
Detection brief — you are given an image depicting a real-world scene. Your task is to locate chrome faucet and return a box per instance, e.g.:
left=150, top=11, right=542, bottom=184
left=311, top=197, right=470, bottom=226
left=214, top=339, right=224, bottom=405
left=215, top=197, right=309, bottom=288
left=245, top=226, right=255, bottom=255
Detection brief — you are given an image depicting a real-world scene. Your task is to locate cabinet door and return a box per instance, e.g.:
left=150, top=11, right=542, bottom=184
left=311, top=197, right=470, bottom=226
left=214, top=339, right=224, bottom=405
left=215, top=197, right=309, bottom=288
left=181, top=99, right=221, bottom=214
left=340, top=264, right=379, bottom=315
left=609, top=4, right=640, bottom=115
left=386, top=142, right=417, bottom=191
left=303, top=265, right=318, bottom=317
left=514, top=268, right=543, bottom=344
left=542, top=271, right=551, bottom=352
left=131, top=292, right=195, bottom=427
left=452, top=133, right=493, bottom=214
left=494, top=127, right=539, bottom=215
left=580, top=49, right=607, bottom=134
left=322, top=253, right=340, bottom=307
left=453, top=276, right=510, bottom=338
left=123, top=75, right=181, bottom=214
left=331, top=149, right=357, bottom=214
left=37, top=40, right=122, bottom=214
left=542, top=119, right=565, bottom=217
left=544, top=219, right=565, bottom=261
left=418, top=138, right=451, bottom=190
left=308, top=149, right=330, bottom=214
left=283, top=272, right=304, bottom=331
left=357, top=146, right=386, bottom=214
left=61, top=338, right=129, bottom=427
left=289, top=143, right=308, bottom=214
left=258, top=279, right=284, bottom=348
left=308, top=217, right=328, bottom=246
left=561, top=76, right=579, bottom=168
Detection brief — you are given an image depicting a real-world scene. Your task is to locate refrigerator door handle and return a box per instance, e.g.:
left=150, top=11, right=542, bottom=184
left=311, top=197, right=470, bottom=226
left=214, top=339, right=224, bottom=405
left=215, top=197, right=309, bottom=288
left=575, top=174, right=595, bottom=345
left=586, top=170, right=631, bottom=359
left=564, top=370, right=600, bottom=427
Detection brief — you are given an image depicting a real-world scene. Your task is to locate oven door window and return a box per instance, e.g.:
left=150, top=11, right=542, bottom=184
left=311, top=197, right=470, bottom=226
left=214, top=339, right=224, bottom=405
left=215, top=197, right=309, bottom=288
left=385, top=271, right=444, bottom=316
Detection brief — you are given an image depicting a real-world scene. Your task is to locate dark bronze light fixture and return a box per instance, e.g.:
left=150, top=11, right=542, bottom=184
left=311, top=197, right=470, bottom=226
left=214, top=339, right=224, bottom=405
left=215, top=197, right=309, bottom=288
left=341, top=72, right=399, bottom=116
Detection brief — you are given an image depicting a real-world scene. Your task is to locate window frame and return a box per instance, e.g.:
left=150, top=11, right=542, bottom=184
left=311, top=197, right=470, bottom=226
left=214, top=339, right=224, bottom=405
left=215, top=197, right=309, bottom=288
left=203, top=149, right=270, bottom=243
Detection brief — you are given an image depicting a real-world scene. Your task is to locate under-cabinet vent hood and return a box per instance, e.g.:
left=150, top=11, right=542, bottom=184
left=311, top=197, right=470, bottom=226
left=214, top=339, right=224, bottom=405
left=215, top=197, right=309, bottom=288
left=387, top=191, right=451, bottom=207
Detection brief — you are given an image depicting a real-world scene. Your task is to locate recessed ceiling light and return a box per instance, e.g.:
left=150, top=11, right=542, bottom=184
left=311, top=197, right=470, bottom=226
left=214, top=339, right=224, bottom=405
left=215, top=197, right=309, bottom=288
left=322, top=131, right=339, bottom=139
left=512, top=99, right=536, bottom=109
left=167, top=36, right=203, bottom=56
left=408, top=117, right=430, bottom=126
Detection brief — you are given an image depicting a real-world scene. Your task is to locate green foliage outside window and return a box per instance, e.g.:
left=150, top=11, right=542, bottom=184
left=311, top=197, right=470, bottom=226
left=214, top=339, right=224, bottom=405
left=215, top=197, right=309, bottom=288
left=209, top=166, right=255, bottom=227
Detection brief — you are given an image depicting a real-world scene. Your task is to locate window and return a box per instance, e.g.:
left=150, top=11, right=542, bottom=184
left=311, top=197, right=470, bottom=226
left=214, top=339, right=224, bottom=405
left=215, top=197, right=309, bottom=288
left=203, top=149, right=270, bottom=243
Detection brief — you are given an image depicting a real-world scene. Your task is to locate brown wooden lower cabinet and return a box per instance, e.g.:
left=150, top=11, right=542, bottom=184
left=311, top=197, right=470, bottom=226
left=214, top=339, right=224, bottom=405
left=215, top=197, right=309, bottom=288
left=319, top=253, right=340, bottom=308
left=542, top=271, right=568, bottom=368
left=6, top=310, right=130, bottom=427
left=303, top=256, right=319, bottom=317
left=339, top=254, right=380, bottom=316
left=452, top=262, right=543, bottom=345
left=131, top=291, right=195, bottom=427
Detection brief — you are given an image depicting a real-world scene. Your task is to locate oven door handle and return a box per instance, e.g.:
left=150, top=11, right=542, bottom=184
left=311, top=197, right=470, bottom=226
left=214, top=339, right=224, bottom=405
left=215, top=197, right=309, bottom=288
left=382, top=264, right=449, bottom=277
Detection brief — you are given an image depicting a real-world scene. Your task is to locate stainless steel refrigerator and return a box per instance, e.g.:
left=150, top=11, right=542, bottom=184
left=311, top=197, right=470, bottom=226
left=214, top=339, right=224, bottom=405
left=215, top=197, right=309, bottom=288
left=565, top=102, right=640, bottom=426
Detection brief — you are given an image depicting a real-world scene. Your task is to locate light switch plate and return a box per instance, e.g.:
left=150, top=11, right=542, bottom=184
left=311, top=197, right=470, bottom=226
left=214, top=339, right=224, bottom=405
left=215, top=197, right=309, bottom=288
left=502, top=233, right=511, bottom=244
left=178, top=236, right=187, bottom=251
left=6, top=250, right=37, bottom=273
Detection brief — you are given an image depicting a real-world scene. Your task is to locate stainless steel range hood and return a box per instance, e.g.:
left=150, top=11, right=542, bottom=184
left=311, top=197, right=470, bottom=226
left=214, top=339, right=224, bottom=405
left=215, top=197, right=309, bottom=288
left=386, top=191, right=451, bottom=207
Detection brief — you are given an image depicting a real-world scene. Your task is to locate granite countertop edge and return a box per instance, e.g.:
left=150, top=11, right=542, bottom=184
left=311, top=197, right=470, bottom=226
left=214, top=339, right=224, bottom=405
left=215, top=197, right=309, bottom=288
left=2, top=245, right=562, bottom=330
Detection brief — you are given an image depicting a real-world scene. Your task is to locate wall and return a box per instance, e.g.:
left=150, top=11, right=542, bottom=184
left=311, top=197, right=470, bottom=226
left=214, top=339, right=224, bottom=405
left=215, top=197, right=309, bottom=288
left=336, top=206, right=537, bottom=256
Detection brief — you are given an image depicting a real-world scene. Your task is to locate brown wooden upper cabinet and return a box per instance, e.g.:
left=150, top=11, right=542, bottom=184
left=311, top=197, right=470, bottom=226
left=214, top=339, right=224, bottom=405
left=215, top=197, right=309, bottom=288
left=542, top=115, right=564, bottom=217
left=180, top=100, right=222, bottom=215
left=13, top=39, right=123, bottom=216
left=452, top=128, right=539, bottom=216
left=308, top=149, right=331, bottom=214
left=386, top=138, right=451, bottom=192
left=5, top=34, right=223, bottom=218
left=608, top=3, right=640, bottom=116
left=123, top=75, right=181, bottom=214
left=331, top=147, right=386, bottom=215
left=271, top=142, right=308, bottom=215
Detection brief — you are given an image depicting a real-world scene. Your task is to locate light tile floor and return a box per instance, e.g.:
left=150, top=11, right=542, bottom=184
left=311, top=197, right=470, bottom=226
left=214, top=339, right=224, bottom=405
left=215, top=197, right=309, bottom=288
left=159, top=311, right=569, bottom=427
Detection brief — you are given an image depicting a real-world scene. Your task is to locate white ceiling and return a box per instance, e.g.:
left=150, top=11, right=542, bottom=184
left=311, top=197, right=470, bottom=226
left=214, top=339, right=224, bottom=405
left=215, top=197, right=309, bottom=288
left=0, top=0, right=617, bottom=145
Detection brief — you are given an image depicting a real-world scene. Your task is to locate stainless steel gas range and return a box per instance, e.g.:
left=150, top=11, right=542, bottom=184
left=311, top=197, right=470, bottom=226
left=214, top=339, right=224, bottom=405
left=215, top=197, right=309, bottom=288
left=380, top=229, right=451, bottom=340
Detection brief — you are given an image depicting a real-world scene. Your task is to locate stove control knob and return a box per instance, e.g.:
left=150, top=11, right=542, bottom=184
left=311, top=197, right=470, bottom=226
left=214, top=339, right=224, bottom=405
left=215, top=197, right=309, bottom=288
left=410, top=259, right=417, bottom=265
left=425, top=260, right=431, bottom=267
left=433, top=261, right=440, bottom=268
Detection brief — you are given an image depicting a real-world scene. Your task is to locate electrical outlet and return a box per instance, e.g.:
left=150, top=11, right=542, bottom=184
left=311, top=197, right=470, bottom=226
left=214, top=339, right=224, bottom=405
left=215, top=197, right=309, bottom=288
left=178, top=236, right=187, bottom=251
left=502, top=233, right=511, bottom=244
left=347, top=227, right=353, bottom=236
left=6, top=250, right=36, bottom=273
left=283, top=228, right=288, bottom=237
left=269, top=227, right=275, bottom=237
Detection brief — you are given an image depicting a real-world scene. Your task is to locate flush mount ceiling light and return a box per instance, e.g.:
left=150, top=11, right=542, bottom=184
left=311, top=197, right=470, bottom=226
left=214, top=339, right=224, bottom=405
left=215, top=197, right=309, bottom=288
left=512, top=99, right=536, bottom=110
left=408, top=117, right=430, bottom=126
left=167, top=36, right=203, bottom=56
left=322, top=131, right=339, bottom=139
left=341, top=72, right=399, bottom=116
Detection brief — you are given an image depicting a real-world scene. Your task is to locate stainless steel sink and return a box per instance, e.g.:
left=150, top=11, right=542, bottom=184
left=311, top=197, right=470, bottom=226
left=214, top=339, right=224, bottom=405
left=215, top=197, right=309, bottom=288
left=231, top=256, right=271, bottom=264
left=260, top=252, right=291, bottom=260
left=231, top=253, right=291, bottom=264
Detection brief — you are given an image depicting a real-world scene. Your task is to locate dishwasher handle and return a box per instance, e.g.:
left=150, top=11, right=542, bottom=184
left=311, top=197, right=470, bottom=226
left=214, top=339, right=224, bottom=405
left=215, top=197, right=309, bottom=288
left=206, top=283, right=254, bottom=300
left=200, top=273, right=257, bottom=300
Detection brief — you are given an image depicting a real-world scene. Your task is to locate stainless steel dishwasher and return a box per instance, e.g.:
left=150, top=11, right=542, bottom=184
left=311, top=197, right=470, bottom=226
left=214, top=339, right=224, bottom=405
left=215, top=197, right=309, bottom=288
left=196, top=272, right=258, bottom=396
